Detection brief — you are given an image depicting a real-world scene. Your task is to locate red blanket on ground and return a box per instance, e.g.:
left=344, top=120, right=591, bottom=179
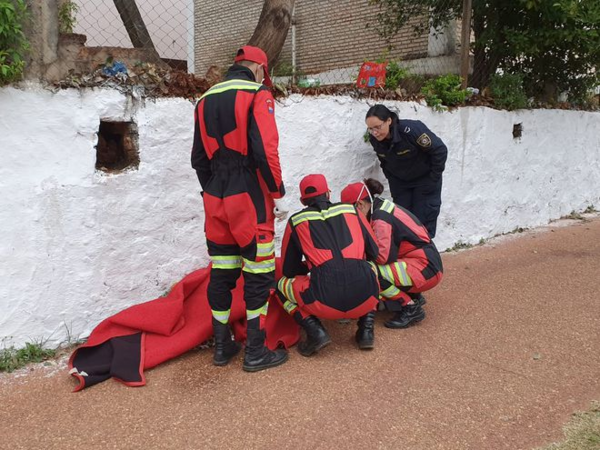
left=69, top=263, right=300, bottom=391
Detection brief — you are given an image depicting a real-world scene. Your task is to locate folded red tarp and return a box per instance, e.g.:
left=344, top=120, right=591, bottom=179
left=69, top=262, right=300, bottom=391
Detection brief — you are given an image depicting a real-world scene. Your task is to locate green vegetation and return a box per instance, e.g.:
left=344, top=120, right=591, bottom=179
left=421, top=74, right=468, bottom=110
left=489, top=73, right=529, bottom=110
left=0, top=0, right=29, bottom=85
left=58, top=0, right=78, bottom=34
left=448, top=240, right=473, bottom=252
left=0, top=341, right=56, bottom=373
left=384, top=60, right=409, bottom=90
left=539, top=402, right=600, bottom=450
left=369, top=0, right=600, bottom=105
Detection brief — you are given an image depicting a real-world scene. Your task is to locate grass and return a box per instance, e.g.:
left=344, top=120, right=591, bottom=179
left=564, top=210, right=585, bottom=220
left=539, top=402, right=600, bottom=450
left=447, top=240, right=474, bottom=252
left=0, top=342, right=56, bottom=373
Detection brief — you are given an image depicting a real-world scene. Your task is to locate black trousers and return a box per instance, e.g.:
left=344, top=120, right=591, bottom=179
left=388, top=177, right=443, bottom=238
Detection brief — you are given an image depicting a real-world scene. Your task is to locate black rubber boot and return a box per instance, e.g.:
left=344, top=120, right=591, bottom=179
left=384, top=304, right=426, bottom=329
left=242, top=329, right=288, bottom=372
left=212, top=319, right=241, bottom=366
left=355, top=311, right=375, bottom=350
left=296, top=315, right=331, bottom=357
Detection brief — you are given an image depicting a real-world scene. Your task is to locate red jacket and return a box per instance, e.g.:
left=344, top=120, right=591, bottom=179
left=191, top=65, right=285, bottom=199
left=371, top=197, right=443, bottom=279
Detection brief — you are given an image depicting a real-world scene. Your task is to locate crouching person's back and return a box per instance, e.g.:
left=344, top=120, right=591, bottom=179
left=276, top=174, right=381, bottom=356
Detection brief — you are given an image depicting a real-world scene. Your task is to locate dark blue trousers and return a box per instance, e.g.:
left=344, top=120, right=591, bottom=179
left=388, top=177, right=443, bottom=238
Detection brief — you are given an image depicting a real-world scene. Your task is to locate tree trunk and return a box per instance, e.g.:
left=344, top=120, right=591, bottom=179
left=248, top=0, right=295, bottom=68
left=113, top=0, right=156, bottom=52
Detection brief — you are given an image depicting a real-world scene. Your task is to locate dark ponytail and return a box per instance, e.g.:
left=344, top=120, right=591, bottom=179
left=366, top=104, right=398, bottom=122
left=364, top=178, right=384, bottom=198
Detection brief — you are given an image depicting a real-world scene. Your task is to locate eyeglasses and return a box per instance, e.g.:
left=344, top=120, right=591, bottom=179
left=367, top=123, right=386, bottom=134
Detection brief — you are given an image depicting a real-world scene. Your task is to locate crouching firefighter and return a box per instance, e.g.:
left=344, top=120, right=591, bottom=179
left=276, top=174, right=381, bottom=354
left=191, top=45, right=289, bottom=372
left=341, top=179, right=443, bottom=329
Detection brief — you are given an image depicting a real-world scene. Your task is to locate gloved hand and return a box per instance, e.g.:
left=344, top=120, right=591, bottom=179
left=273, top=198, right=289, bottom=221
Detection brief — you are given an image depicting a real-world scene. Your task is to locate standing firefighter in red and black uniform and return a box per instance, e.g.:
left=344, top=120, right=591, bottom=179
left=191, top=46, right=289, bottom=372
left=341, top=179, right=443, bottom=329
left=276, top=174, right=381, bottom=354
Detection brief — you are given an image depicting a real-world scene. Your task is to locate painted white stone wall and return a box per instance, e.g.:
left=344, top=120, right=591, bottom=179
left=1, top=86, right=599, bottom=347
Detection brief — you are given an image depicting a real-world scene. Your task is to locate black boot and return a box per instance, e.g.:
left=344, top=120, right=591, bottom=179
left=296, top=315, right=331, bottom=357
left=212, top=319, right=241, bottom=366
left=355, top=311, right=375, bottom=350
left=384, top=304, right=426, bottom=329
left=242, top=329, right=288, bottom=372
left=410, top=293, right=427, bottom=307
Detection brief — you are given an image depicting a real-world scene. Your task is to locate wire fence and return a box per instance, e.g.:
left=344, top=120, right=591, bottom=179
left=71, top=0, right=473, bottom=94
left=73, top=0, right=193, bottom=69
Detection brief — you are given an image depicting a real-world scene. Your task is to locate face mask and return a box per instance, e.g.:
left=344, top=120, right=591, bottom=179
left=356, top=183, right=374, bottom=217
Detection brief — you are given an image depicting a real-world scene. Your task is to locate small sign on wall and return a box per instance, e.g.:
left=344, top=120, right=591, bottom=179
left=356, top=62, right=388, bottom=88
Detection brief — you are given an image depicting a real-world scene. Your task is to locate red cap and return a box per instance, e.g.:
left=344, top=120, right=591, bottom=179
left=300, top=174, right=330, bottom=201
left=234, top=45, right=272, bottom=87
left=341, top=182, right=369, bottom=204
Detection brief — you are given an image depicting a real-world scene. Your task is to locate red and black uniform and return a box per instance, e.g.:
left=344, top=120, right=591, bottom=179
left=191, top=65, right=284, bottom=329
left=370, top=197, right=443, bottom=308
left=276, top=200, right=380, bottom=320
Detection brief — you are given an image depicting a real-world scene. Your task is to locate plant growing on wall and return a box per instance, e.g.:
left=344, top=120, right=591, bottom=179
left=58, top=0, right=78, bottom=34
left=420, top=74, right=467, bottom=110
left=0, top=0, right=28, bottom=86
left=489, top=73, right=529, bottom=110
left=385, top=61, right=409, bottom=90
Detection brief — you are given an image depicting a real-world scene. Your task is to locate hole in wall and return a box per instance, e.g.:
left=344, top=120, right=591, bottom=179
left=513, top=123, right=523, bottom=139
left=96, top=120, right=139, bottom=172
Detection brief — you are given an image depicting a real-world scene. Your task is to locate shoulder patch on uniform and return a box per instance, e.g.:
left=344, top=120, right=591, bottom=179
left=416, top=133, right=432, bottom=148
left=266, top=98, right=274, bottom=114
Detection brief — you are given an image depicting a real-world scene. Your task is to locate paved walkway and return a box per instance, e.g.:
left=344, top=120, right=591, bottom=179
left=2, top=218, right=600, bottom=450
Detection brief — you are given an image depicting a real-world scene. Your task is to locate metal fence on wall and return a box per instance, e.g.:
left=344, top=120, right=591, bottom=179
left=71, top=0, right=473, bottom=92
left=73, top=0, right=193, bottom=69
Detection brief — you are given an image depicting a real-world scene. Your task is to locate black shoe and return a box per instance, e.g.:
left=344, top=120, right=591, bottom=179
left=355, top=311, right=375, bottom=350
left=296, top=315, right=332, bottom=357
left=212, top=319, right=241, bottom=366
left=410, top=293, right=427, bottom=307
left=242, top=329, right=288, bottom=372
left=384, top=304, right=426, bottom=329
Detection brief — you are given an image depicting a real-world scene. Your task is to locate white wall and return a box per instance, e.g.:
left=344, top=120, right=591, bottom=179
left=1, top=86, right=599, bottom=347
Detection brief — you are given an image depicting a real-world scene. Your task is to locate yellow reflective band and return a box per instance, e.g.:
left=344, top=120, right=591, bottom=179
left=291, top=205, right=357, bottom=226
left=212, top=309, right=231, bottom=324
left=242, top=258, right=276, bottom=274
left=283, top=300, right=297, bottom=314
left=285, top=279, right=296, bottom=303
left=378, top=264, right=395, bottom=284
left=277, top=277, right=297, bottom=303
left=277, top=277, right=288, bottom=294
left=394, top=261, right=412, bottom=287
left=256, top=241, right=275, bottom=257
left=381, top=199, right=395, bottom=214
left=381, top=284, right=402, bottom=299
left=200, top=79, right=261, bottom=99
left=247, top=302, right=269, bottom=320
left=212, top=255, right=243, bottom=270
left=291, top=211, right=323, bottom=226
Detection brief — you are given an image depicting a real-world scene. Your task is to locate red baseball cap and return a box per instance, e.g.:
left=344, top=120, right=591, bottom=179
left=341, top=182, right=369, bottom=204
left=300, top=174, right=330, bottom=201
left=235, top=45, right=272, bottom=87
